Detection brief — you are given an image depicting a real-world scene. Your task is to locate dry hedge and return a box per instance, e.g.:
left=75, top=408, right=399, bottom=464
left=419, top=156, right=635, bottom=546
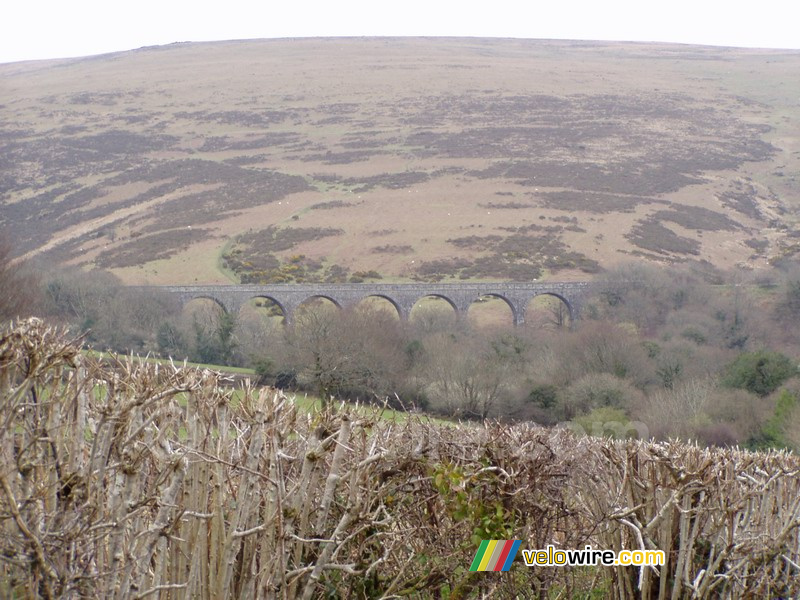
left=2, top=319, right=800, bottom=599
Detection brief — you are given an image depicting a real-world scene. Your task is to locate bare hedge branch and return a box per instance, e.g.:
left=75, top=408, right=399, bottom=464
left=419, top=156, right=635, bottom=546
left=1, top=318, right=800, bottom=598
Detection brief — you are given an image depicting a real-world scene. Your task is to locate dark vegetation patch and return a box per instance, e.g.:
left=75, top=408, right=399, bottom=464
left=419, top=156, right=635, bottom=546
left=507, top=160, right=703, bottom=196
left=1, top=129, right=176, bottom=196
left=59, top=124, right=89, bottom=135
left=340, top=137, right=394, bottom=149
left=136, top=204, right=244, bottom=234
left=232, top=255, right=351, bottom=284
left=479, top=201, right=533, bottom=209
left=539, top=191, right=659, bottom=213
left=283, top=140, right=323, bottom=153
left=309, top=200, right=356, bottom=210
left=40, top=234, right=99, bottom=264
left=199, top=133, right=302, bottom=152
left=770, top=239, right=800, bottom=266
left=299, top=150, right=385, bottom=164
left=351, top=170, right=431, bottom=191
left=626, top=220, right=701, bottom=256
left=114, top=114, right=153, bottom=125
left=652, top=206, right=739, bottom=231
left=222, top=226, right=348, bottom=283
left=223, top=154, right=270, bottom=166
left=349, top=270, right=382, bottom=282
left=0, top=184, right=79, bottom=217
left=745, top=238, right=769, bottom=253
left=91, top=166, right=305, bottom=242
left=5, top=158, right=309, bottom=254
left=175, top=109, right=296, bottom=127
left=403, top=92, right=774, bottom=196
left=497, top=223, right=563, bottom=234
left=0, top=127, right=35, bottom=142
left=447, top=235, right=504, bottom=250
left=95, top=228, right=212, bottom=268
left=416, top=233, right=600, bottom=281
left=318, top=102, right=360, bottom=115
left=415, top=258, right=473, bottom=280
left=490, top=234, right=599, bottom=273
left=311, top=171, right=431, bottom=193
left=719, top=182, right=762, bottom=219
left=67, top=91, right=126, bottom=105
left=232, top=226, right=345, bottom=254
left=313, top=116, right=351, bottom=126
left=62, top=130, right=178, bottom=155
left=107, top=159, right=309, bottom=210
left=371, top=244, right=414, bottom=254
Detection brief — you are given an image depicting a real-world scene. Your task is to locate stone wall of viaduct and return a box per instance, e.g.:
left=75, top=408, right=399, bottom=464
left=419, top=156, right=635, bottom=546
left=139, top=282, right=594, bottom=326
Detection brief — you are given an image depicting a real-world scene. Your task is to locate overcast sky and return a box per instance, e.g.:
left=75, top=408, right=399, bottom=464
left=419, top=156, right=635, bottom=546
left=1, top=0, right=798, bottom=63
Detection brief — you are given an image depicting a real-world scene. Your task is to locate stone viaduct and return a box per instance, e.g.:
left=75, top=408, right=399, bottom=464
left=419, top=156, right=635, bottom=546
left=140, top=282, right=595, bottom=326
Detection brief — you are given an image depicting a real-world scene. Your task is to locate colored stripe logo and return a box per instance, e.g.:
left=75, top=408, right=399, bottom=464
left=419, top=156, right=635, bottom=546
left=469, top=540, right=521, bottom=571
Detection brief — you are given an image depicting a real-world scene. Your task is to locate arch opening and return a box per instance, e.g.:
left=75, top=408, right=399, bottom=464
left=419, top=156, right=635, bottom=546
left=242, top=296, right=287, bottom=324
left=236, top=297, right=286, bottom=372
left=295, top=295, right=341, bottom=320
left=182, top=295, right=228, bottom=314
left=356, top=295, right=403, bottom=321
left=524, top=293, right=573, bottom=329
left=180, top=297, right=233, bottom=365
left=466, top=294, right=516, bottom=329
left=409, top=295, right=458, bottom=331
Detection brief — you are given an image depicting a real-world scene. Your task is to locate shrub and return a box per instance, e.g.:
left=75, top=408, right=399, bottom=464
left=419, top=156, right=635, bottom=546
left=748, top=388, right=799, bottom=450
left=705, top=388, right=767, bottom=444
left=681, top=327, right=707, bottom=345
left=274, top=369, right=298, bottom=390
left=559, top=373, right=640, bottom=420
left=252, top=357, right=274, bottom=386
left=573, top=407, right=637, bottom=439
left=526, top=383, right=559, bottom=409
left=723, top=350, right=797, bottom=397
left=696, top=423, right=740, bottom=447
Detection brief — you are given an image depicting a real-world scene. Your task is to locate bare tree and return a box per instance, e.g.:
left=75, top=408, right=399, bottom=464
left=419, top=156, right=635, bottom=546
left=638, top=377, right=718, bottom=439
left=284, top=304, right=405, bottom=403
left=421, top=331, right=510, bottom=418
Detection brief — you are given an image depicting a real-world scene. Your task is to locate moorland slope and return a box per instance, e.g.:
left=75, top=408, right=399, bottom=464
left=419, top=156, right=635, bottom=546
left=2, top=38, right=799, bottom=283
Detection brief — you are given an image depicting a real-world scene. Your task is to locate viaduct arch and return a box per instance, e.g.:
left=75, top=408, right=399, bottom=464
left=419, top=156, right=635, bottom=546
left=140, top=282, right=594, bottom=326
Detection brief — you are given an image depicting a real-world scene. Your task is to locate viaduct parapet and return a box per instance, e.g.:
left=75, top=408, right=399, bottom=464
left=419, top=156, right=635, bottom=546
left=139, top=282, right=595, bottom=326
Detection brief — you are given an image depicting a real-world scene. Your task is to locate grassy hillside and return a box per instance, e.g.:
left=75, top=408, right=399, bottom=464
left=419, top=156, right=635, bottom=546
left=2, top=38, right=799, bottom=283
